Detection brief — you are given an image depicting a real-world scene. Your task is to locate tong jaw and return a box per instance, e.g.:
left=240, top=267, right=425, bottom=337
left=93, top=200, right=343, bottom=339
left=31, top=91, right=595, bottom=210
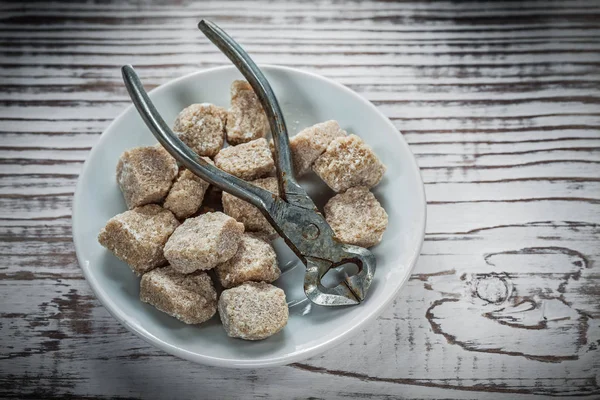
left=267, top=197, right=376, bottom=306
left=122, top=19, right=376, bottom=307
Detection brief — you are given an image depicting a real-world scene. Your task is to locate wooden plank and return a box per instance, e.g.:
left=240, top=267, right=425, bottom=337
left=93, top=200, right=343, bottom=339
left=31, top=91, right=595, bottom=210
left=0, top=224, right=598, bottom=397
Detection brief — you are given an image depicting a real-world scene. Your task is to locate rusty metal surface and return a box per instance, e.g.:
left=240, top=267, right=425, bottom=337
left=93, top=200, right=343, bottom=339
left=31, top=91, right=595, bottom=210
left=122, top=20, right=376, bottom=306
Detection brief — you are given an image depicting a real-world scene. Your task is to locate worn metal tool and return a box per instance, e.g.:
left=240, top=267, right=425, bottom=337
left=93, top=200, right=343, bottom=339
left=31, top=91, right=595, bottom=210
left=121, top=19, right=376, bottom=306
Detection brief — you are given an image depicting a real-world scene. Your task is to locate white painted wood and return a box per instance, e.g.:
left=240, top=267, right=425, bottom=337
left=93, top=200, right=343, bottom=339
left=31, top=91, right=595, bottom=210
left=0, top=0, right=599, bottom=398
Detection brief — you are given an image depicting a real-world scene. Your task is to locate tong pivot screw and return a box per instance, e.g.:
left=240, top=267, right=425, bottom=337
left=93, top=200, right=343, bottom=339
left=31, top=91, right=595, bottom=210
left=302, top=223, right=320, bottom=240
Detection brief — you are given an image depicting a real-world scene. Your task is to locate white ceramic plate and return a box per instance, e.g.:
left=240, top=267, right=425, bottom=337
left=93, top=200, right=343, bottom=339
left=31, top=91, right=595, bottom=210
left=72, top=65, right=426, bottom=368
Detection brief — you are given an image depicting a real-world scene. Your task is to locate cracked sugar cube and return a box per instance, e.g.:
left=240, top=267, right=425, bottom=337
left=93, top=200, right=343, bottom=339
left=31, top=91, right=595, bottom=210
left=173, top=103, right=227, bottom=157
left=214, top=138, right=275, bottom=180
left=289, top=120, right=347, bottom=177
left=324, top=186, right=388, bottom=248
left=163, top=158, right=214, bottom=219
left=164, top=212, right=244, bottom=274
left=218, top=282, right=288, bottom=340
left=226, top=80, right=269, bottom=145
left=222, top=177, right=278, bottom=237
left=98, top=204, right=179, bottom=275
left=140, top=266, right=217, bottom=324
left=215, top=233, right=281, bottom=288
left=313, top=134, right=386, bottom=192
left=116, top=145, right=178, bottom=209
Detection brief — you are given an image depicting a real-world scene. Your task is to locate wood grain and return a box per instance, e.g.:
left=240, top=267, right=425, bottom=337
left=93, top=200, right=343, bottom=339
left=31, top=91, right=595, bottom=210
left=1, top=0, right=599, bottom=398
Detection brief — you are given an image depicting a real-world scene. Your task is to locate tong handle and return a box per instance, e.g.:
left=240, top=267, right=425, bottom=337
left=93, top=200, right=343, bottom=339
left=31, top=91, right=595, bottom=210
left=198, top=20, right=312, bottom=209
left=121, top=65, right=275, bottom=212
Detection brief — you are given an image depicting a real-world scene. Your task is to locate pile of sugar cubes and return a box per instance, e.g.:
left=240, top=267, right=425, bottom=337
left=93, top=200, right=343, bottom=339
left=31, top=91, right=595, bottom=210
left=98, top=80, right=388, bottom=341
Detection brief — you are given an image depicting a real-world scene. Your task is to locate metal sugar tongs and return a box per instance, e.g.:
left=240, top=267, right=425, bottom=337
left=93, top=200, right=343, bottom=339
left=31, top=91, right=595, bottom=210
left=121, top=19, right=375, bottom=306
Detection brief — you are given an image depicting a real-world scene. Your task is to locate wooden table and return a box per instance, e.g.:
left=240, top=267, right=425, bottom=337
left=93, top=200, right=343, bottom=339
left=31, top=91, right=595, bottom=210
left=1, top=1, right=599, bottom=398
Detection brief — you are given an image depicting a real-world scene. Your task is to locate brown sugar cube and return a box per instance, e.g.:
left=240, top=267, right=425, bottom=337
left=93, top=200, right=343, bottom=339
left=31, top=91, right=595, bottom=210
left=140, top=266, right=217, bottom=324
left=116, top=145, right=178, bottom=209
left=226, top=80, right=269, bottom=145
left=215, top=233, right=281, bottom=288
left=164, top=212, right=244, bottom=274
left=289, top=120, right=347, bottom=177
left=173, top=103, right=227, bottom=157
left=324, top=186, right=388, bottom=248
left=222, top=177, right=278, bottom=236
left=313, top=134, right=386, bottom=192
left=218, top=282, right=288, bottom=340
left=214, top=138, right=275, bottom=180
left=163, top=157, right=214, bottom=219
left=98, top=204, right=179, bottom=275
left=245, top=230, right=279, bottom=243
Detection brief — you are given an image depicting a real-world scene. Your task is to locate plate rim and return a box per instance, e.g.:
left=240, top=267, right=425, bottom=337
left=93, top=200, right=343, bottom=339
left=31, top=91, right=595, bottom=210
left=72, top=64, right=427, bottom=368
